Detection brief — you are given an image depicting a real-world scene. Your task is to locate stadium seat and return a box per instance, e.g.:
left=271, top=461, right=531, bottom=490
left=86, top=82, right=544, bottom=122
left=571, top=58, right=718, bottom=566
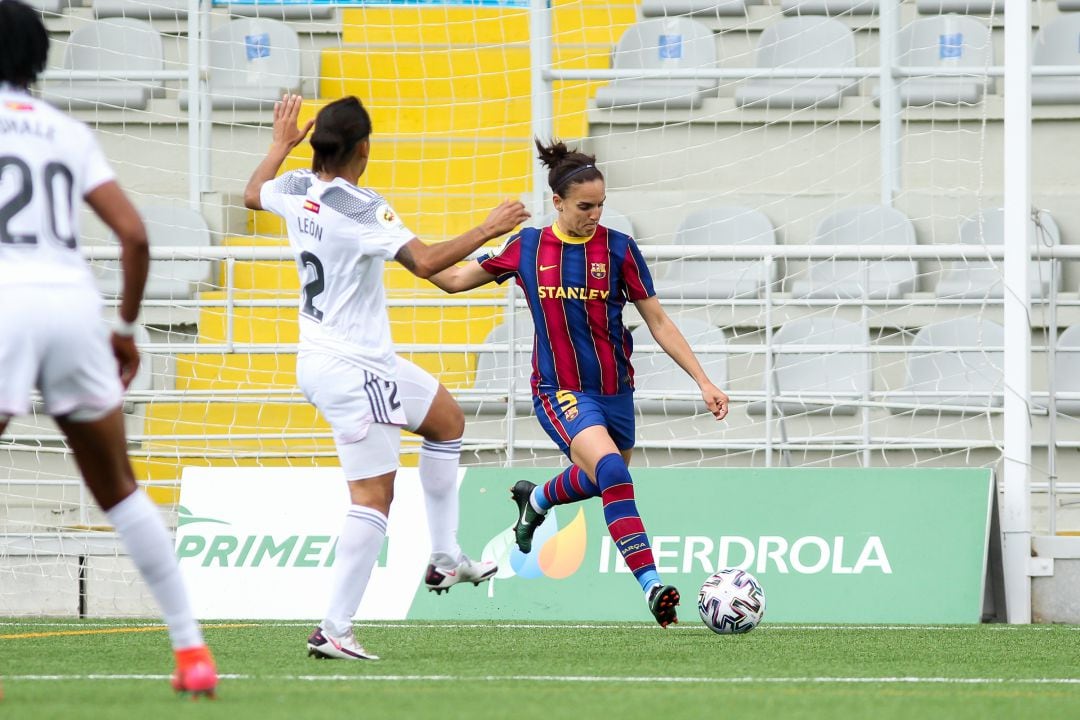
left=896, top=317, right=1004, bottom=412
left=735, top=17, right=859, bottom=109
left=40, top=18, right=164, bottom=111
left=781, top=0, right=880, bottom=16
left=25, top=0, right=67, bottom=13
left=656, top=206, right=776, bottom=299
left=93, top=0, right=188, bottom=20
left=790, top=205, right=917, bottom=300
left=1053, top=325, right=1080, bottom=415
left=179, top=18, right=301, bottom=110
left=640, top=0, right=762, bottom=18
left=469, top=312, right=534, bottom=415
left=593, top=18, right=718, bottom=110
left=887, top=15, right=993, bottom=106
left=916, top=0, right=999, bottom=13
left=933, top=208, right=1060, bottom=300
left=1031, top=15, right=1080, bottom=105
left=92, top=206, right=213, bottom=300
left=747, top=317, right=870, bottom=416
left=225, top=2, right=334, bottom=19
left=1059, top=0, right=1080, bottom=10
left=631, top=317, right=727, bottom=414
left=128, top=323, right=154, bottom=396
left=534, top=206, right=636, bottom=240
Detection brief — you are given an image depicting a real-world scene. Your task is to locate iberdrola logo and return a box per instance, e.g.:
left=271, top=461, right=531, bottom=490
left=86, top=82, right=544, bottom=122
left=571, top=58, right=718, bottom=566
left=480, top=507, right=588, bottom=581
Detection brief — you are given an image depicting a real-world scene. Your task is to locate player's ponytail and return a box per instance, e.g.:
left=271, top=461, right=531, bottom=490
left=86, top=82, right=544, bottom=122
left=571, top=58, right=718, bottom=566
left=0, top=0, right=50, bottom=89
left=311, top=96, right=372, bottom=174
left=534, top=138, right=602, bottom=198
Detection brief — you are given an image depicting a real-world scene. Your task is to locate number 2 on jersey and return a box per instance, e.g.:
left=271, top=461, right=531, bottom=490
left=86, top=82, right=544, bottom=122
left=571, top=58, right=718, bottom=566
left=299, top=250, right=325, bottom=322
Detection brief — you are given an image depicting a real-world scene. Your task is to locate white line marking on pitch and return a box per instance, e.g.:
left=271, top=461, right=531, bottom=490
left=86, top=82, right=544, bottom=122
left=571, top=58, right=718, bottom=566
left=7, top=674, right=1080, bottom=686
left=0, top=622, right=1074, bottom=632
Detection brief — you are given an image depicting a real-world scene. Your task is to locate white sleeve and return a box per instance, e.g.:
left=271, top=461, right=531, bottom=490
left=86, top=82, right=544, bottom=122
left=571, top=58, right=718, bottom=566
left=358, top=200, right=416, bottom=259
left=260, top=180, right=283, bottom=216
left=80, top=128, right=116, bottom=196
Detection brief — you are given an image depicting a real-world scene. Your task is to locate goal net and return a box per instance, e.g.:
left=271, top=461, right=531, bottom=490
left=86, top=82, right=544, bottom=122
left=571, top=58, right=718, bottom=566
left=4, top=0, right=1054, bottom=617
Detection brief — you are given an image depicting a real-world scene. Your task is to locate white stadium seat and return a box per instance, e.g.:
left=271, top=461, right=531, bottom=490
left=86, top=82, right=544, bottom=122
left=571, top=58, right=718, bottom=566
left=656, top=205, right=776, bottom=299
left=469, top=313, right=534, bottom=415
left=641, top=0, right=762, bottom=18
left=40, top=18, right=164, bottom=111
left=1031, top=15, right=1080, bottom=106
left=93, top=0, right=188, bottom=20
left=631, top=317, right=727, bottom=414
left=934, top=208, right=1060, bottom=300
left=735, top=17, right=859, bottom=109
left=225, top=2, right=334, bottom=19
left=93, top=206, right=213, bottom=300
left=781, top=0, right=879, bottom=14
left=790, top=205, right=917, bottom=300
left=897, top=317, right=1004, bottom=412
left=594, top=18, right=718, bottom=110
left=1053, top=325, right=1080, bottom=416
left=887, top=15, right=993, bottom=106
left=179, top=18, right=301, bottom=110
left=917, top=0, right=1000, bottom=13
left=747, top=317, right=870, bottom=416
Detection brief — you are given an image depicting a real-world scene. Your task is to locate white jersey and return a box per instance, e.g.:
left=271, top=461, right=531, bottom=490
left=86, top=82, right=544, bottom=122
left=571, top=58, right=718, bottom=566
left=0, top=86, right=115, bottom=287
left=260, top=169, right=415, bottom=377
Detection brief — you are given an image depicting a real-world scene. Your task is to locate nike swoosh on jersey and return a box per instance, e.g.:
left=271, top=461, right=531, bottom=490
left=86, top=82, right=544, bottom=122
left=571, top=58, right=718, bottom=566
left=539, top=264, right=558, bottom=271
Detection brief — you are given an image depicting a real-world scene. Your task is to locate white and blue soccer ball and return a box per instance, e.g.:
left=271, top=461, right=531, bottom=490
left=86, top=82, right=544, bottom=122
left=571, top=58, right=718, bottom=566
left=698, top=568, right=766, bottom=635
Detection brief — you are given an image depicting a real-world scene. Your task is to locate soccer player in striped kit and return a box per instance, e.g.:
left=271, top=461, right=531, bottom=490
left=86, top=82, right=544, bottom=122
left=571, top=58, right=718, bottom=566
left=429, top=139, right=729, bottom=627
left=244, top=95, right=528, bottom=659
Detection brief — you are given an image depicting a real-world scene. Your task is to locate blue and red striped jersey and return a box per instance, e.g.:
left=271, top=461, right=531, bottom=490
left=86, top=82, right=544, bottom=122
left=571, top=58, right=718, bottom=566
left=477, top=222, right=655, bottom=396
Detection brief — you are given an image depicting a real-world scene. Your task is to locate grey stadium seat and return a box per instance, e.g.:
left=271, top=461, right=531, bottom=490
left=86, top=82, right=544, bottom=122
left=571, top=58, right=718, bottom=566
left=594, top=18, right=718, bottom=110
left=897, top=318, right=1003, bottom=412
left=641, top=0, right=762, bottom=18
left=631, top=318, right=727, bottom=414
left=916, top=0, right=1000, bottom=12
left=781, top=0, right=879, bottom=16
left=225, top=2, right=334, bottom=19
left=179, top=18, right=301, bottom=110
left=747, top=317, right=870, bottom=416
left=1053, top=325, right=1080, bottom=415
left=40, top=18, right=164, bottom=111
left=889, top=15, right=993, bottom=106
left=934, top=208, right=1060, bottom=300
left=1060, top=0, right=1080, bottom=9
left=656, top=206, right=776, bottom=299
left=468, top=314, right=534, bottom=415
left=93, top=0, right=188, bottom=20
left=1031, top=15, right=1080, bottom=105
left=93, top=206, right=213, bottom=300
left=735, top=17, right=859, bottom=110
left=24, top=0, right=67, bottom=13
left=790, top=205, right=917, bottom=300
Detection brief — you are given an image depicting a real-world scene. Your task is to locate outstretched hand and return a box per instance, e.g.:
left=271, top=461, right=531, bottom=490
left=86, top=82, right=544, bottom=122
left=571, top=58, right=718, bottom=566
left=701, top=381, right=730, bottom=421
left=482, top=199, right=531, bottom=238
left=272, top=94, right=314, bottom=152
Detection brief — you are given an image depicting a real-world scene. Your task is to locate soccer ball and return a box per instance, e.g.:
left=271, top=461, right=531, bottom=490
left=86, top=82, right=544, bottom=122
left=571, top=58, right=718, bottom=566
left=697, top=568, right=766, bottom=635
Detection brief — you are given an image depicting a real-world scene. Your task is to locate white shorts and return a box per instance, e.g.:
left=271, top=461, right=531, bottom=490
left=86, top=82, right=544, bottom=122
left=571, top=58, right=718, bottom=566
left=0, top=283, right=122, bottom=423
left=296, top=353, right=439, bottom=478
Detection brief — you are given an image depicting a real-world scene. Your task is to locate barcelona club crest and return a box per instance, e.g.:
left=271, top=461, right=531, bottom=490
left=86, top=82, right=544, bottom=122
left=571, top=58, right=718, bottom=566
left=590, top=262, right=607, bottom=280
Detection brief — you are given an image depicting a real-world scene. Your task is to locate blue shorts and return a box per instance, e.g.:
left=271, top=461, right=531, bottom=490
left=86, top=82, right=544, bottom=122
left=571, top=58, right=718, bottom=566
left=533, top=389, right=636, bottom=458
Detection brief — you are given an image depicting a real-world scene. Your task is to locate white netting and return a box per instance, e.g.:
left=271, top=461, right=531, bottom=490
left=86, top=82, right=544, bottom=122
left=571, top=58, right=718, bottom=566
left=5, top=0, right=1076, bottom=615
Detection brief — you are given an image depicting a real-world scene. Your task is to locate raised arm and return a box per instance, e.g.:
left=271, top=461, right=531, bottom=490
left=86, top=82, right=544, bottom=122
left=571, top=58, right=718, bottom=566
left=427, top=259, right=499, bottom=294
left=243, top=94, right=314, bottom=211
left=634, top=296, right=730, bottom=421
left=394, top=199, right=529, bottom=279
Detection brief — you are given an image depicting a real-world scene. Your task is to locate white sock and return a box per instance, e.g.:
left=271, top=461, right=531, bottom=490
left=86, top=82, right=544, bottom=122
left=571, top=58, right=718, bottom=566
left=322, top=505, right=387, bottom=637
left=419, top=438, right=462, bottom=563
left=105, top=490, right=204, bottom=650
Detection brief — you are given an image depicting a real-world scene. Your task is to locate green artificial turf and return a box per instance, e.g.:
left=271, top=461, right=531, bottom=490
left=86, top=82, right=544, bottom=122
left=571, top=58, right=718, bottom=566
left=3, top=619, right=1079, bottom=720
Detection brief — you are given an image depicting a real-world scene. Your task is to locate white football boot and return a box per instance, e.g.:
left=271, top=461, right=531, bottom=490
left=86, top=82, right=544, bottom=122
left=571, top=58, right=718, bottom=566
left=425, top=552, right=497, bottom=594
left=307, top=625, right=380, bottom=660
